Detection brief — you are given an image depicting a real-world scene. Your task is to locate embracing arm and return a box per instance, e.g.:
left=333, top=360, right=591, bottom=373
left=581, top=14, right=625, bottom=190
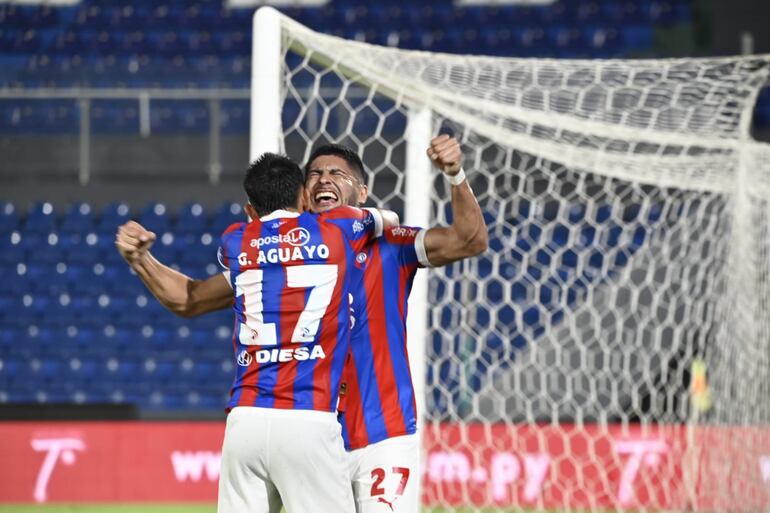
left=115, top=221, right=232, bottom=318
left=379, top=209, right=400, bottom=229
left=421, top=135, right=488, bottom=267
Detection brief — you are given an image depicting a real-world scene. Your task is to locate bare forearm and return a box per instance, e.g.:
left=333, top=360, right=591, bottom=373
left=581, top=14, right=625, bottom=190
left=450, top=179, right=487, bottom=253
left=423, top=177, right=488, bottom=266
left=129, top=253, right=199, bottom=316
left=131, top=252, right=233, bottom=318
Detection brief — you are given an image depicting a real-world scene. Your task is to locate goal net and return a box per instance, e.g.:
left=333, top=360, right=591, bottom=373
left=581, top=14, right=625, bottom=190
left=252, top=8, right=770, bottom=511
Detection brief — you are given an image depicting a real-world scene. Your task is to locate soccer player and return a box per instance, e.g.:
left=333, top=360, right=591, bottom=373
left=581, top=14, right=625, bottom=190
left=116, top=135, right=487, bottom=512
left=119, top=153, right=383, bottom=513
left=304, top=135, right=486, bottom=512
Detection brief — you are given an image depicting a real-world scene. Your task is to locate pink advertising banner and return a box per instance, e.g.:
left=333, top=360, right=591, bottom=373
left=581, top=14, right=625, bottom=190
left=0, top=421, right=767, bottom=510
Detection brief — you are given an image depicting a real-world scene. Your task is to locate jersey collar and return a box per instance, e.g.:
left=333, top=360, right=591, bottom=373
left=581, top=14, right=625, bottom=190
left=260, top=209, right=301, bottom=221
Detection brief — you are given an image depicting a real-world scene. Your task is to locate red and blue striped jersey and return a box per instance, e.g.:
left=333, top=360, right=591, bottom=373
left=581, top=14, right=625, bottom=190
left=219, top=207, right=383, bottom=413
left=338, top=225, right=430, bottom=450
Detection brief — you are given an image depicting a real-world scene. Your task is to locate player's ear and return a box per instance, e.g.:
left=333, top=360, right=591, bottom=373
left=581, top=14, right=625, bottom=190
left=356, top=184, right=369, bottom=207
left=297, top=185, right=307, bottom=212
left=244, top=203, right=258, bottom=222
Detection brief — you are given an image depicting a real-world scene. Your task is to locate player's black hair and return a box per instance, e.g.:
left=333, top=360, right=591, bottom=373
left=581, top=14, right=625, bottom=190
left=305, top=143, right=368, bottom=184
left=244, top=153, right=304, bottom=217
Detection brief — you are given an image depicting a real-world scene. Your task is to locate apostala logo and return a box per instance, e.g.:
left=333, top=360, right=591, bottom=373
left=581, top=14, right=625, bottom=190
left=237, top=350, right=253, bottom=366
left=286, top=227, right=311, bottom=246
left=250, top=227, right=311, bottom=248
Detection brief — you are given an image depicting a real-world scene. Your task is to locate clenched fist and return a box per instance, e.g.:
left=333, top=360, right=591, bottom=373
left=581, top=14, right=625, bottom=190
left=115, top=220, right=156, bottom=263
left=426, top=134, right=462, bottom=176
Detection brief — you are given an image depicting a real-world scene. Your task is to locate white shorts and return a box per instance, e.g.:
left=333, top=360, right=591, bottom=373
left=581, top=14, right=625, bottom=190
left=347, top=433, right=421, bottom=513
left=218, top=406, right=356, bottom=513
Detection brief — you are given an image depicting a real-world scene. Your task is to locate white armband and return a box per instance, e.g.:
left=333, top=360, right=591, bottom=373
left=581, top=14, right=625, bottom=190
left=445, top=168, right=466, bottom=186
left=415, top=230, right=433, bottom=268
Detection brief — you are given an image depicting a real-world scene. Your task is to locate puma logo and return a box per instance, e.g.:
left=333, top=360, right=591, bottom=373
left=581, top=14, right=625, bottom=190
left=377, top=497, right=395, bottom=511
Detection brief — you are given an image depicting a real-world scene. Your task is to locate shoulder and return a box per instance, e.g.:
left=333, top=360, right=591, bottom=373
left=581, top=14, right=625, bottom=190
left=221, top=221, right=246, bottom=238
left=318, top=205, right=365, bottom=221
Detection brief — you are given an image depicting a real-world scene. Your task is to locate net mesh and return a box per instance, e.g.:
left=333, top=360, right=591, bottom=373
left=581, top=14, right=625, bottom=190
left=262, top=12, right=770, bottom=511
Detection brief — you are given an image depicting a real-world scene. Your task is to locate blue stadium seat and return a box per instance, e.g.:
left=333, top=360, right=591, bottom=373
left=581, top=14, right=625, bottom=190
left=150, top=100, right=209, bottom=133
left=62, top=232, right=103, bottom=265
left=175, top=202, right=209, bottom=235
left=27, top=232, right=65, bottom=264
left=0, top=356, right=26, bottom=387
left=179, top=232, right=218, bottom=267
left=140, top=355, right=177, bottom=383
left=65, top=356, right=103, bottom=384
left=91, top=99, right=140, bottom=133
left=221, top=99, right=249, bottom=134
left=28, top=357, right=64, bottom=383
left=0, top=0, right=692, bottom=128
left=101, top=264, right=145, bottom=295
left=0, top=236, right=24, bottom=266
left=0, top=100, right=78, bottom=133
left=98, top=202, right=131, bottom=234
left=150, top=231, right=181, bottom=264
left=60, top=202, right=96, bottom=234
left=0, top=202, right=19, bottom=235
left=23, top=202, right=57, bottom=234
left=194, top=391, right=228, bottom=409
left=137, top=202, right=169, bottom=234
left=103, top=356, right=141, bottom=381
left=99, top=326, right=136, bottom=357
left=212, top=202, right=244, bottom=231
left=622, top=25, right=653, bottom=50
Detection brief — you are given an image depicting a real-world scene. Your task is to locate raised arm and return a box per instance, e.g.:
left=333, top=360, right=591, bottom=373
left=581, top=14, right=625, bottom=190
left=422, top=135, right=488, bottom=267
left=115, top=221, right=232, bottom=318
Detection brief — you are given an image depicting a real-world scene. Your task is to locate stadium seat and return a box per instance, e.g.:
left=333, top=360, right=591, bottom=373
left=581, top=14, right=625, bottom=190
left=91, top=99, right=140, bottom=133
left=138, top=202, right=170, bottom=234
left=0, top=0, right=697, bottom=132
left=98, top=202, right=131, bottom=234
left=60, top=202, right=96, bottom=234
left=175, top=202, right=209, bottom=235
left=26, top=233, right=65, bottom=265
left=212, top=202, right=244, bottom=231
left=622, top=25, right=653, bottom=50
left=23, top=202, right=57, bottom=234
left=0, top=239, right=24, bottom=266
left=0, top=202, right=19, bottom=235
left=62, top=232, right=103, bottom=265
left=178, top=232, right=218, bottom=267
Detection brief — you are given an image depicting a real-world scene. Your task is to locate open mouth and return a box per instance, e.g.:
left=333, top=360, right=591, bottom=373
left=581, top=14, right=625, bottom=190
left=314, top=190, right=339, bottom=209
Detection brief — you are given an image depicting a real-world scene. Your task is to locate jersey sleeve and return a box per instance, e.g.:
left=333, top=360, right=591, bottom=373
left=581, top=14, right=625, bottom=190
left=217, top=221, right=245, bottom=271
left=320, top=205, right=383, bottom=251
left=384, top=225, right=433, bottom=268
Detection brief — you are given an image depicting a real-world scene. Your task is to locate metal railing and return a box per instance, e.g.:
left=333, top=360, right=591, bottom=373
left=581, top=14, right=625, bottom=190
left=0, top=88, right=251, bottom=185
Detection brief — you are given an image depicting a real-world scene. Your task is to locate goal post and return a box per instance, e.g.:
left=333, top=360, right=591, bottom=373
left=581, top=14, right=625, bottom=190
left=250, top=6, right=283, bottom=159
left=251, top=7, right=770, bottom=511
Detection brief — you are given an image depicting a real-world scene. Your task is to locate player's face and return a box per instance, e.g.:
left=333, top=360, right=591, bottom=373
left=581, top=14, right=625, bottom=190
left=305, top=155, right=367, bottom=212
